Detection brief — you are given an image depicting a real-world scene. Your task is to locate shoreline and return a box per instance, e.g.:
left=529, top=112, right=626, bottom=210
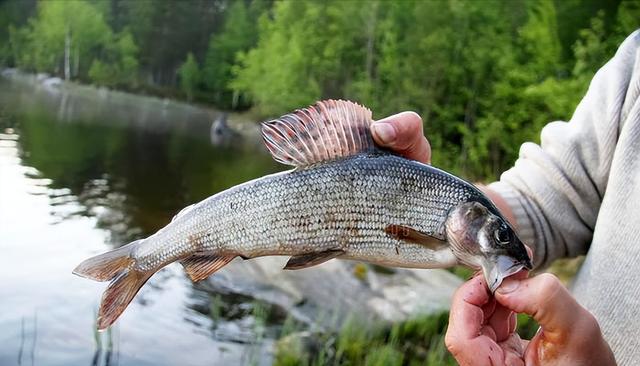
left=1, top=67, right=263, bottom=143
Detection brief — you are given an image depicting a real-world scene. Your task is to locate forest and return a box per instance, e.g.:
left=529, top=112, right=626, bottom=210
left=1, top=0, right=639, bottom=179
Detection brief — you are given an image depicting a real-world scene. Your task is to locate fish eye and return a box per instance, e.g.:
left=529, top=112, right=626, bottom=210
left=494, top=226, right=511, bottom=245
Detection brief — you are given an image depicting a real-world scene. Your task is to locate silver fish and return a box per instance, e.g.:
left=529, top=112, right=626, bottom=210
left=74, top=100, right=532, bottom=330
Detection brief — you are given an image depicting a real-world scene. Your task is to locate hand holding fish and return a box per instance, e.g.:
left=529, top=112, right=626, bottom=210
left=371, top=111, right=431, bottom=164
left=444, top=273, right=616, bottom=366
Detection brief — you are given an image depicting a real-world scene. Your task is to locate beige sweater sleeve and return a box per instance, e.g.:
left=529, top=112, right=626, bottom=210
left=489, top=31, right=640, bottom=269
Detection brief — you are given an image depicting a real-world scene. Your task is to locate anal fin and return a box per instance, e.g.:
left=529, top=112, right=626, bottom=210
left=180, top=254, right=235, bottom=282
left=284, top=249, right=345, bottom=270
left=385, top=224, right=447, bottom=250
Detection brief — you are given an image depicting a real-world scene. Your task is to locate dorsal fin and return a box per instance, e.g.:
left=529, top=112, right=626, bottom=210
left=261, top=100, right=374, bottom=166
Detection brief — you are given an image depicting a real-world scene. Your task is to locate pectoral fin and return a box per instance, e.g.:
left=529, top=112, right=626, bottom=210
left=284, top=249, right=345, bottom=270
left=385, top=224, right=447, bottom=250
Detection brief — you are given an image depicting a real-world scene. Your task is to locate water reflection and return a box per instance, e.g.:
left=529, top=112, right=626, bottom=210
left=0, top=75, right=281, bottom=366
left=17, top=314, right=38, bottom=366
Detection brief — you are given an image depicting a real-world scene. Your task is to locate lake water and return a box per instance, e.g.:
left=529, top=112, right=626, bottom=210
left=0, top=75, right=285, bottom=366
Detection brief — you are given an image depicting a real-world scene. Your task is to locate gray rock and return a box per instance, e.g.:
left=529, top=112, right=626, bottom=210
left=201, top=256, right=462, bottom=330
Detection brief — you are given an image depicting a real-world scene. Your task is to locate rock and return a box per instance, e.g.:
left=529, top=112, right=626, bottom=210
left=1, top=68, right=18, bottom=78
left=210, top=112, right=242, bottom=145
left=42, top=77, right=63, bottom=90
left=36, top=72, right=50, bottom=82
left=201, top=256, right=462, bottom=330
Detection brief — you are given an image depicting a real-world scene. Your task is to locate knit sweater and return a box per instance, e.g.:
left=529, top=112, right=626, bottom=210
left=489, top=31, right=640, bottom=365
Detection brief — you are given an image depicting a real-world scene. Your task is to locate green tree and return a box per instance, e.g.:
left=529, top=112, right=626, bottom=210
left=202, top=0, right=266, bottom=108
left=108, top=0, right=224, bottom=86
left=178, top=52, right=200, bottom=101
left=88, top=29, right=139, bottom=87
left=14, top=0, right=111, bottom=79
left=3, top=0, right=634, bottom=181
left=615, top=0, right=640, bottom=38
left=232, top=0, right=371, bottom=116
left=0, top=0, right=35, bottom=65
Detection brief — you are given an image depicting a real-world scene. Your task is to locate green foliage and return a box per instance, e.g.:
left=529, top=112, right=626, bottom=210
left=3, top=0, right=639, bottom=178
left=0, top=0, right=34, bottom=65
left=519, top=0, right=562, bottom=77
left=616, top=0, right=640, bottom=37
left=232, top=1, right=320, bottom=115
left=230, top=0, right=635, bottom=180
left=202, top=0, right=266, bottom=109
left=573, top=10, right=615, bottom=77
left=516, top=313, right=540, bottom=340
left=178, top=52, right=200, bottom=101
left=15, top=1, right=111, bottom=76
left=7, top=0, right=139, bottom=87
left=274, top=310, right=542, bottom=365
left=88, top=29, right=139, bottom=87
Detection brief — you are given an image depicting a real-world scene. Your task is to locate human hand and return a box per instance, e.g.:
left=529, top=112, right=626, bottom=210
left=445, top=272, right=616, bottom=366
left=371, top=112, right=431, bottom=164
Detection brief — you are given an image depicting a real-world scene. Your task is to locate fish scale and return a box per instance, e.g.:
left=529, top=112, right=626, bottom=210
left=135, top=152, right=478, bottom=272
left=73, top=99, right=531, bottom=331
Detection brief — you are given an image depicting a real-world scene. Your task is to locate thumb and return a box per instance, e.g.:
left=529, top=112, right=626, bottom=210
left=494, top=273, right=589, bottom=343
left=371, top=111, right=431, bottom=164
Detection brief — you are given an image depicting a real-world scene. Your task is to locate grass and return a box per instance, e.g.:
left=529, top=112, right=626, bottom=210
left=274, top=312, right=457, bottom=366
left=274, top=310, right=541, bottom=366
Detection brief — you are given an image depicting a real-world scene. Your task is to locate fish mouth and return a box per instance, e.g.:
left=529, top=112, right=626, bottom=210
left=482, top=255, right=529, bottom=293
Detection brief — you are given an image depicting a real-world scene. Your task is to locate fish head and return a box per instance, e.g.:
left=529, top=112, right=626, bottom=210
left=445, top=201, right=533, bottom=292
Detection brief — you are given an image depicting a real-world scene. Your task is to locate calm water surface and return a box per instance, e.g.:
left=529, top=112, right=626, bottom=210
left=0, top=76, right=284, bottom=366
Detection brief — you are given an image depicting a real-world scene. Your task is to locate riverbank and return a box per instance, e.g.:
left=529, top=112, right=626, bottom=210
left=1, top=68, right=262, bottom=143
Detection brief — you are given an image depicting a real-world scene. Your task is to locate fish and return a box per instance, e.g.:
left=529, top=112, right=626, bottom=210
left=73, top=99, right=532, bottom=330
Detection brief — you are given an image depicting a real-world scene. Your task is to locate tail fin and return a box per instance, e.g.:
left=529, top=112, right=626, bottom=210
left=73, top=240, right=155, bottom=330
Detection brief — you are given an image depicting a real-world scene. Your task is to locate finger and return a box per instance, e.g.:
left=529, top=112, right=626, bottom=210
left=488, top=303, right=513, bottom=342
left=482, top=268, right=526, bottom=340
left=448, top=275, right=490, bottom=340
left=481, top=297, right=496, bottom=323
left=371, top=111, right=431, bottom=164
left=446, top=276, right=509, bottom=366
left=508, top=312, right=517, bottom=334
left=451, top=337, right=505, bottom=366
left=495, top=273, right=586, bottom=343
left=499, top=333, right=525, bottom=366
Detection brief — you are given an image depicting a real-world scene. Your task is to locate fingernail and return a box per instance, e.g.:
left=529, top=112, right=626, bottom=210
left=496, top=279, right=520, bottom=294
left=372, top=122, right=396, bottom=145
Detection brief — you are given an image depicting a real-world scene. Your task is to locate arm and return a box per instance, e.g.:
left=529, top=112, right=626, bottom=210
left=489, top=31, right=640, bottom=268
